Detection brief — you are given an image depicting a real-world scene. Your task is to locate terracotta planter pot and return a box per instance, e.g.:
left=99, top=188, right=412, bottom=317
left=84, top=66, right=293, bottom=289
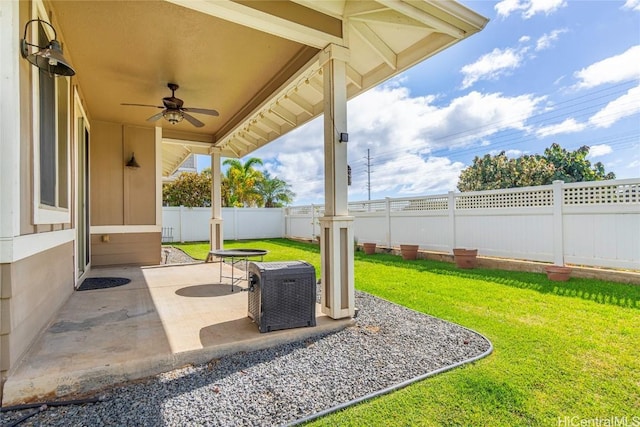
left=400, top=244, right=419, bottom=260
left=453, top=248, right=478, bottom=269
left=363, top=242, right=377, bottom=255
left=545, top=265, right=572, bottom=281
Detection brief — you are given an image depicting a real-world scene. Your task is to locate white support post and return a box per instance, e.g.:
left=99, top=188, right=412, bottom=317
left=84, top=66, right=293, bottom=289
left=311, top=204, right=317, bottom=239
left=155, top=127, right=163, bottom=228
left=209, top=148, right=223, bottom=251
left=179, top=205, right=185, bottom=243
left=0, top=0, right=21, bottom=263
left=552, top=180, right=565, bottom=266
left=319, top=44, right=354, bottom=320
left=385, top=197, right=391, bottom=248
left=448, top=191, right=456, bottom=252
left=233, top=207, right=239, bottom=240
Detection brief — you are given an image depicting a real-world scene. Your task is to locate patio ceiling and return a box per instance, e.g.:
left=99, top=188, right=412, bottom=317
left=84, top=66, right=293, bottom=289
left=50, top=1, right=487, bottom=177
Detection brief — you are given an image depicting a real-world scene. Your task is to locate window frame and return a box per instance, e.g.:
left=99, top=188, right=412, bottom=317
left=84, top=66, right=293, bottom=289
left=30, top=0, right=71, bottom=225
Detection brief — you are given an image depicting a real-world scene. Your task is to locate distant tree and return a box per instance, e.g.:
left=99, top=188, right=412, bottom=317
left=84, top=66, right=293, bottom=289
left=255, top=171, right=296, bottom=207
left=162, top=170, right=211, bottom=207
left=222, top=157, right=264, bottom=207
left=457, top=143, right=616, bottom=192
left=543, top=143, right=616, bottom=183
left=163, top=159, right=297, bottom=208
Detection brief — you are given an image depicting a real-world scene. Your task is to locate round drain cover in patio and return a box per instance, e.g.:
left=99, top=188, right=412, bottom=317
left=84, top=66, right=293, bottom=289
left=77, top=277, right=131, bottom=291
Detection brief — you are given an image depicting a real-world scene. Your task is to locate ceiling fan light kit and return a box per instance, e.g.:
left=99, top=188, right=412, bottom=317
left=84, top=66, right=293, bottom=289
left=121, top=83, right=219, bottom=127
left=163, top=110, right=183, bottom=124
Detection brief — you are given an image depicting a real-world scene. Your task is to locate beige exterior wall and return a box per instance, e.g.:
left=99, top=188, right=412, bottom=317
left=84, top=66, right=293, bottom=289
left=90, top=121, right=125, bottom=225
left=91, top=232, right=161, bottom=266
left=89, top=121, right=159, bottom=266
left=123, top=126, right=156, bottom=225
left=1, top=1, right=160, bottom=385
left=0, top=243, right=74, bottom=374
left=0, top=0, right=77, bottom=387
left=91, top=122, right=156, bottom=226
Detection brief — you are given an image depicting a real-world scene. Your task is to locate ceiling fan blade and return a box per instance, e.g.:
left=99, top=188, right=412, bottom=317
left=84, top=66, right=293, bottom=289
left=121, top=103, right=164, bottom=109
left=183, top=107, right=219, bottom=116
left=182, top=112, right=205, bottom=127
left=146, top=112, right=164, bottom=122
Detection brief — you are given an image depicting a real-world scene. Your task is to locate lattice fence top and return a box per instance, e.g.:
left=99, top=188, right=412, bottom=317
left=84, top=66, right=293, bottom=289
left=456, top=188, right=554, bottom=209
left=287, top=206, right=324, bottom=215
left=564, top=182, right=639, bottom=204
left=287, top=180, right=639, bottom=213
left=398, top=197, right=448, bottom=211
left=287, top=206, right=310, bottom=215
left=348, top=200, right=387, bottom=212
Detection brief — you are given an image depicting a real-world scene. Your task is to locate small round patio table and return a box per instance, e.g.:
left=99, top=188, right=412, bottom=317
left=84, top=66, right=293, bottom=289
left=206, top=249, right=268, bottom=291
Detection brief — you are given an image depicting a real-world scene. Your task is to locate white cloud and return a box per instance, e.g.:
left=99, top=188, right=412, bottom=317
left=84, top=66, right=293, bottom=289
left=423, top=91, right=543, bottom=147
left=460, top=47, right=526, bottom=89
left=588, top=84, right=640, bottom=128
left=495, top=0, right=522, bottom=18
left=519, top=35, right=531, bottom=43
left=574, top=45, right=640, bottom=89
left=489, top=149, right=525, bottom=157
left=495, top=0, right=567, bottom=19
left=623, top=0, right=640, bottom=11
left=587, top=144, right=613, bottom=158
left=535, top=29, right=567, bottom=51
left=362, top=154, right=465, bottom=197
left=536, top=118, right=587, bottom=137
left=506, top=149, right=525, bottom=157
left=254, top=85, right=545, bottom=204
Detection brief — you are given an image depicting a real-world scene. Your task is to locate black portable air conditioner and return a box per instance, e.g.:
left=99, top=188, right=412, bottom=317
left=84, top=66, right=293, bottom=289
left=247, top=261, right=316, bottom=333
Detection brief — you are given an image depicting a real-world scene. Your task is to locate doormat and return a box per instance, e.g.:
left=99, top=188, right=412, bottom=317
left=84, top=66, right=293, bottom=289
left=78, top=277, right=131, bottom=291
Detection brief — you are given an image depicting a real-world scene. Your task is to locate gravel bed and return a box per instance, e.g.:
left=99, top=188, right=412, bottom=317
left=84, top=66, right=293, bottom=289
left=1, top=250, right=492, bottom=427
left=162, top=246, right=201, bottom=265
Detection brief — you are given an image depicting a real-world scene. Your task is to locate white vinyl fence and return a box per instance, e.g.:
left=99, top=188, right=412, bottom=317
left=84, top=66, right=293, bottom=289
left=162, top=207, right=284, bottom=242
left=285, top=179, right=640, bottom=271
left=162, top=179, right=640, bottom=270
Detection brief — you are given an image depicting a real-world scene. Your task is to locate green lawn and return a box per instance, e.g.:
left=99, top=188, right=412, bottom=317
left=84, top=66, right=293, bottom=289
left=171, top=239, right=640, bottom=426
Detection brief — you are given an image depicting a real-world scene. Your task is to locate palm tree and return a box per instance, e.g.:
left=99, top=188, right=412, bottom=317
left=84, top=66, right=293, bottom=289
left=255, top=171, right=295, bottom=207
left=222, top=157, right=264, bottom=207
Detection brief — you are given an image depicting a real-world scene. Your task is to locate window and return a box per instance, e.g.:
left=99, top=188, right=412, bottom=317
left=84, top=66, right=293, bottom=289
left=32, top=6, right=71, bottom=224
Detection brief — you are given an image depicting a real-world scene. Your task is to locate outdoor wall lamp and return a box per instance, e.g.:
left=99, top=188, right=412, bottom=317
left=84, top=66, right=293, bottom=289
left=126, top=153, right=141, bottom=168
left=20, top=19, right=76, bottom=77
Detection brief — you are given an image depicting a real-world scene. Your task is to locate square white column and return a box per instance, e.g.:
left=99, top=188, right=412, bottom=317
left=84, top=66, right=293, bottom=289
left=319, top=44, right=354, bottom=319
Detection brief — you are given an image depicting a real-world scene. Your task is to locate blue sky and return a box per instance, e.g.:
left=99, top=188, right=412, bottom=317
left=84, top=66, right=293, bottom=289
left=200, top=0, right=640, bottom=206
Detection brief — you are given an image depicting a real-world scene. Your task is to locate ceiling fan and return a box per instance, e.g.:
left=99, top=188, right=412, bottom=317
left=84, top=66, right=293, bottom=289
left=121, top=83, right=219, bottom=128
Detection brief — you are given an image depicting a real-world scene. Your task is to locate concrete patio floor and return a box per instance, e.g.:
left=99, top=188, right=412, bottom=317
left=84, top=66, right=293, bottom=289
left=2, top=262, right=353, bottom=406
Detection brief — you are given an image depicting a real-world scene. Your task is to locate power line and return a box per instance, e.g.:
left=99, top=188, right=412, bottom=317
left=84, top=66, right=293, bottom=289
left=363, top=80, right=639, bottom=165
left=286, top=81, right=640, bottom=187
left=296, top=132, right=639, bottom=187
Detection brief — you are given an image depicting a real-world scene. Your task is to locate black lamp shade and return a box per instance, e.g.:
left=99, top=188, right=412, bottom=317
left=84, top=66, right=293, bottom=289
left=126, top=153, right=140, bottom=168
left=26, top=40, right=76, bottom=76
left=21, top=19, right=76, bottom=77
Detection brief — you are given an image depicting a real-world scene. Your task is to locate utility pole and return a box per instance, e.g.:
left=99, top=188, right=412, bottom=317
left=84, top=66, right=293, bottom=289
left=365, top=148, right=372, bottom=200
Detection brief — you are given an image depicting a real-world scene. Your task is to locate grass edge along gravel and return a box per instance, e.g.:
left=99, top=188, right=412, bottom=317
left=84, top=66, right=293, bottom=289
left=172, top=239, right=640, bottom=427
